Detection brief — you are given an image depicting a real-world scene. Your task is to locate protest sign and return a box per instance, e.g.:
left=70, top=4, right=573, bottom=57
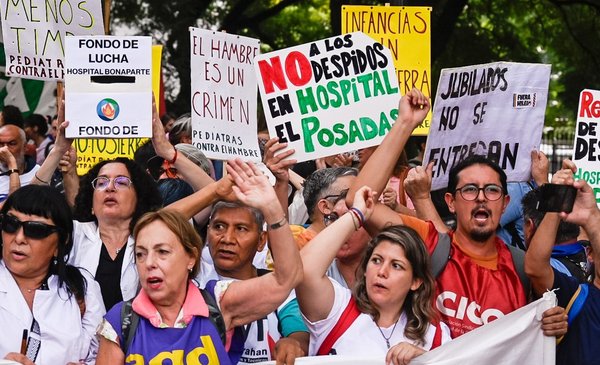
left=190, top=28, right=261, bottom=161
left=342, top=5, right=431, bottom=135
left=572, top=89, right=600, bottom=203
left=0, top=0, right=104, bottom=80
left=255, top=32, right=399, bottom=162
left=74, top=44, right=162, bottom=175
left=64, top=36, right=152, bottom=139
left=424, top=62, right=550, bottom=190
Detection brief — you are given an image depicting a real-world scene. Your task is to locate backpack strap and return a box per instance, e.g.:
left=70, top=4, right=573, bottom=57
left=430, top=322, right=443, bottom=350
left=317, top=297, right=361, bottom=355
left=199, top=287, right=227, bottom=345
left=119, top=299, right=139, bottom=355
left=556, top=283, right=589, bottom=345
left=431, top=233, right=452, bottom=278
left=505, top=245, right=531, bottom=297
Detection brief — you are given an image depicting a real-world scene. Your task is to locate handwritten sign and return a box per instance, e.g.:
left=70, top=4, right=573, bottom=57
left=0, top=0, right=104, bottom=80
left=342, top=5, right=431, bottom=135
left=189, top=28, right=261, bottom=161
left=255, top=32, right=399, bottom=162
left=424, top=62, right=550, bottom=190
left=572, top=89, right=600, bottom=203
left=65, top=36, right=152, bottom=139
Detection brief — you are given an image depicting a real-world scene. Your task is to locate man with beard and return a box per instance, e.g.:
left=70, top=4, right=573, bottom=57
left=347, top=88, right=567, bottom=339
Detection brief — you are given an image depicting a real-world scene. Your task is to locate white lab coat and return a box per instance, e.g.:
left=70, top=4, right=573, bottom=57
left=0, top=261, right=105, bottom=364
left=69, top=221, right=138, bottom=302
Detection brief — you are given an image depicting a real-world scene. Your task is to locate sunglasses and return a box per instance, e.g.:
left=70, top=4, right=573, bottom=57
left=1, top=214, right=60, bottom=239
left=91, top=176, right=133, bottom=191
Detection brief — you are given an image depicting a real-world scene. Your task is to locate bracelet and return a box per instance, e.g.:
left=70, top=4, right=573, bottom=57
left=34, top=172, right=50, bottom=185
left=349, top=210, right=359, bottom=230
left=350, top=207, right=365, bottom=228
left=0, top=168, right=19, bottom=177
left=169, top=147, right=178, bottom=164
left=268, top=217, right=287, bottom=230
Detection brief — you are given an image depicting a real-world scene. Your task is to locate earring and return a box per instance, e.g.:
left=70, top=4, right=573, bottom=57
left=188, top=267, right=193, bottom=273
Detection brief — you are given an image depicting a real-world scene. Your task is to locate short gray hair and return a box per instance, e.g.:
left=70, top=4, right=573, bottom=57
left=210, top=201, right=265, bottom=231
left=302, top=167, right=357, bottom=215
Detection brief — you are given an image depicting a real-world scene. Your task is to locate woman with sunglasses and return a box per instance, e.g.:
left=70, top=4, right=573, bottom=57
left=67, top=157, right=162, bottom=311
left=0, top=185, right=104, bottom=364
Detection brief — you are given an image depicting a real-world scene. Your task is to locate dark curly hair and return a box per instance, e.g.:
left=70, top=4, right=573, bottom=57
left=1, top=185, right=86, bottom=302
left=353, top=225, right=436, bottom=346
left=73, top=157, right=163, bottom=233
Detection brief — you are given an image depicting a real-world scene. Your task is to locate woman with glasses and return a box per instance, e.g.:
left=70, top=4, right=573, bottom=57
left=69, top=157, right=162, bottom=311
left=0, top=185, right=104, bottom=364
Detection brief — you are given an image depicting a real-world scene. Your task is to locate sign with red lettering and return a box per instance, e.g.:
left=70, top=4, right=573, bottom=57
left=572, top=89, right=600, bottom=203
left=64, top=36, right=152, bottom=139
left=0, top=0, right=104, bottom=80
left=424, top=62, right=551, bottom=190
left=254, top=32, right=399, bottom=162
left=189, top=27, right=261, bottom=161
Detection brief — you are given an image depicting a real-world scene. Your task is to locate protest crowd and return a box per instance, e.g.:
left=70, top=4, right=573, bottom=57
left=0, top=5, right=599, bottom=365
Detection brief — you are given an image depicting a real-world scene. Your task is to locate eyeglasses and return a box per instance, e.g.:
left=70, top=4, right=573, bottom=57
left=322, top=189, right=349, bottom=204
left=455, top=184, right=504, bottom=201
left=91, top=176, right=133, bottom=191
left=1, top=214, right=59, bottom=239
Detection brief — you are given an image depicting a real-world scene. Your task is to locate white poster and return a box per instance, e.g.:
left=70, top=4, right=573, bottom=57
left=572, top=89, right=600, bottom=204
left=425, top=62, right=551, bottom=190
left=64, top=36, right=152, bottom=138
left=254, top=32, right=400, bottom=162
left=255, top=292, right=556, bottom=365
left=0, top=0, right=104, bottom=80
left=190, top=27, right=261, bottom=161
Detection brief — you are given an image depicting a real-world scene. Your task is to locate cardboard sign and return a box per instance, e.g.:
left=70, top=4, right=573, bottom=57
left=74, top=45, right=163, bottom=175
left=65, top=36, right=152, bottom=139
left=190, top=28, right=261, bottom=161
left=424, top=62, right=551, bottom=190
left=572, top=89, right=600, bottom=203
left=342, top=5, right=432, bottom=135
left=255, top=32, right=399, bottom=162
left=0, top=0, right=104, bottom=80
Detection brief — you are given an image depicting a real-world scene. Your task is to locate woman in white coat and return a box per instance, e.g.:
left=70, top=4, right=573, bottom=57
left=0, top=185, right=104, bottom=364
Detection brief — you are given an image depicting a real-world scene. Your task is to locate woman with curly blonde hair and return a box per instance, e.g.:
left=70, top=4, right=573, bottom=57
left=297, top=186, right=451, bottom=365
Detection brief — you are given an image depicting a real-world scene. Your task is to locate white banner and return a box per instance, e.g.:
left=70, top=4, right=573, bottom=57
left=190, top=27, right=261, bottom=161
left=254, top=32, right=400, bottom=162
left=256, top=292, right=556, bottom=365
left=0, top=0, right=104, bottom=80
left=64, top=36, right=152, bottom=139
left=572, top=89, right=600, bottom=204
left=425, top=62, right=550, bottom=190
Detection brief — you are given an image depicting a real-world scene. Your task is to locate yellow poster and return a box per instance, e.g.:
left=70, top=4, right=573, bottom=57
left=342, top=5, right=431, bottom=135
left=75, top=45, right=163, bottom=175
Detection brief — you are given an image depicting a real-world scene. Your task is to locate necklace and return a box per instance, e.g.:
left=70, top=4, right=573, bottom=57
left=375, top=317, right=400, bottom=349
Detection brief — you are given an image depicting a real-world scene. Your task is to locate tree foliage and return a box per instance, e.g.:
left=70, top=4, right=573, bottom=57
left=111, top=0, right=600, bottom=128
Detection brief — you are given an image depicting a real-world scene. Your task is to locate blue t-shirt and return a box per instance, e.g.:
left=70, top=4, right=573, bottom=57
left=553, top=269, right=600, bottom=365
left=105, top=301, right=232, bottom=365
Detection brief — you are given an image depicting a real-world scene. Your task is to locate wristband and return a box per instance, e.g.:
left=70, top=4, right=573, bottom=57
left=1, top=168, right=19, bottom=177
left=33, top=172, right=49, bottom=185
left=349, top=211, right=359, bottom=230
left=350, top=207, right=365, bottom=227
left=268, top=217, right=287, bottom=230
left=169, top=147, right=178, bottom=164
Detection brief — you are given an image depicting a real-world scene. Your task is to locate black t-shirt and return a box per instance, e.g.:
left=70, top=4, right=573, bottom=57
left=95, top=243, right=126, bottom=311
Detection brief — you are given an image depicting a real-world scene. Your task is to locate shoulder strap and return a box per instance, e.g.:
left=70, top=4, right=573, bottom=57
left=506, top=245, right=531, bottom=296
left=431, top=233, right=452, bottom=278
left=557, top=283, right=589, bottom=345
left=199, top=288, right=227, bottom=345
left=120, top=299, right=139, bottom=355
left=317, top=297, right=361, bottom=355
left=430, top=322, right=443, bottom=350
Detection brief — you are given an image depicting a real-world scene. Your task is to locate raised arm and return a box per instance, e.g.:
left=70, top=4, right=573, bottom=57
left=296, top=187, right=374, bottom=322
left=218, top=159, right=303, bottom=328
left=347, top=88, right=430, bottom=205
left=404, top=161, right=449, bottom=233
left=150, top=97, right=214, bottom=191
left=263, top=137, right=297, bottom=218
